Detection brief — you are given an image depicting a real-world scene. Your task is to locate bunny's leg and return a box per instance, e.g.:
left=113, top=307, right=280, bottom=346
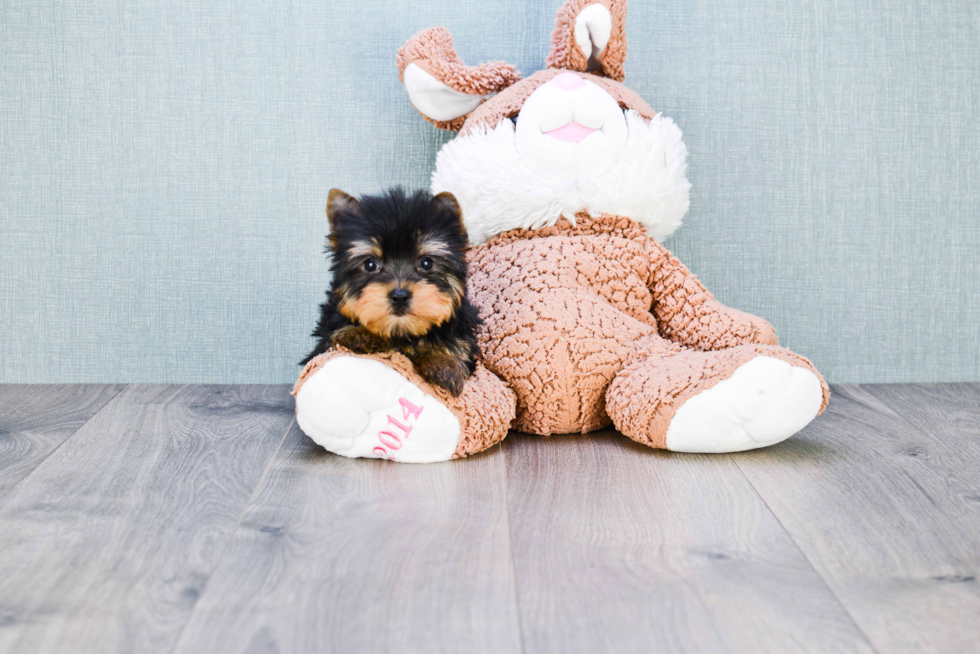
left=606, top=345, right=828, bottom=453
left=293, top=349, right=515, bottom=463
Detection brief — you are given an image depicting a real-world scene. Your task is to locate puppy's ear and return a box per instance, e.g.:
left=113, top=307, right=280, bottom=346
left=326, top=189, right=360, bottom=233
left=432, top=191, right=466, bottom=238
left=547, top=0, right=628, bottom=81
left=397, top=28, right=521, bottom=131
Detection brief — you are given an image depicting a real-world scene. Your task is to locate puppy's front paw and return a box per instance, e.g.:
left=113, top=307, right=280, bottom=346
left=332, top=325, right=384, bottom=353
left=416, top=354, right=469, bottom=397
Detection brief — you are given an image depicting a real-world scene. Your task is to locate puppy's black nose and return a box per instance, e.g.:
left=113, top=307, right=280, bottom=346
left=389, top=288, right=412, bottom=311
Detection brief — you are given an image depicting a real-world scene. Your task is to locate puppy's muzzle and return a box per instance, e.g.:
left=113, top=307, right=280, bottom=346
left=388, top=287, right=412, bottom=315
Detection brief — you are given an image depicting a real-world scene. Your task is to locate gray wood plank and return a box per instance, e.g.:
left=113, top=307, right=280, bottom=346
left=0, top=384, right=294, bottom=654
left=503, top=430, right=874, bottom=654
left=0, top=384, right=125, bottom=498
left=735, top=384, right=980, bottom=654
left=172, top=423, right=522, bottom=654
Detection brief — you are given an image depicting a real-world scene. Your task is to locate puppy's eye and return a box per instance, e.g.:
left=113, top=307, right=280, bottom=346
left=418, top=257, right=434, bottom=271
left=363, top=258, right=379, bottom=273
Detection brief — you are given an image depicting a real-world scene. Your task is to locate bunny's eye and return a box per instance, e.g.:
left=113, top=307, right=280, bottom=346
left=510, top=116, right=518, bottom=124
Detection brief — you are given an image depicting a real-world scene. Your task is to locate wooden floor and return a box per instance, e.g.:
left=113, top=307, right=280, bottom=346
left=0, top=384, right=978, bottom=653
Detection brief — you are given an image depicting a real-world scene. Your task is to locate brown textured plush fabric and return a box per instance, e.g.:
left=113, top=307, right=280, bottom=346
left=645, top=239, right=780, bottom=350
left=546, top=0, right=629, bottom=81
left=396, top=27, right=522, bottom=131
left=467, top=214, right=830, bottom=437
left=293, top=348, right=516, bottom=459
left=607, top=344, right=827, bottom=449
left=460, top=69, right=655, bottom=135
left=396, top=7, right=649, bottom=134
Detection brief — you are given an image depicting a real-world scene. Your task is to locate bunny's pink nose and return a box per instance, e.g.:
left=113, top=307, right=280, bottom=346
left=551, top=72, right=586, bottom=91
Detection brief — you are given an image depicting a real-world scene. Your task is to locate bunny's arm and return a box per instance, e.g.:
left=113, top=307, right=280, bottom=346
left=645, top=239, right=778, bottom=351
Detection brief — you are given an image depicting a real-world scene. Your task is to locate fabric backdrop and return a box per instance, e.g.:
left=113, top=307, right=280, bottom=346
left=2, top=0, right=978, bottom=383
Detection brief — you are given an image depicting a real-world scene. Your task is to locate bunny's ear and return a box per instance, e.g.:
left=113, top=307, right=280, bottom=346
left=546, top=0, right=628, bottom=81
left=397, top=28, right=522, bottom=131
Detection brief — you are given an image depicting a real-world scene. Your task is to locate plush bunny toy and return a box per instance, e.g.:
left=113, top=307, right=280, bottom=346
left=293, top=0, right=829, bottom=463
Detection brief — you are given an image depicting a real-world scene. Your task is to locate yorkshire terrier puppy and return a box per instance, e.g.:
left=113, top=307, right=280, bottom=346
left=302, top=187, right=480, bottom=396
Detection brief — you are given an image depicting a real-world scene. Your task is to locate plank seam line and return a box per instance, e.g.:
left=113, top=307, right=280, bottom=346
left=860, top=382, right=979, bottom=438
left=728, top=450, right=882, bottom=654
left=501, top=437, right=529, bottom=654
left=839, top=383, right=960, bottom=512
left=0, top=383, right=129, bottom=504
left=166, top=413, right=296, bottom=654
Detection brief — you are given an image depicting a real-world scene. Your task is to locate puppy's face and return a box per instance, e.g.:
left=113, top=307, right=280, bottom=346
left=326, top=188, right=468, bottom=339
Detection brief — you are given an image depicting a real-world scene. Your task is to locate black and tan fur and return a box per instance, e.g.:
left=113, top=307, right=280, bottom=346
left=302, top=187, right=480, bottom=396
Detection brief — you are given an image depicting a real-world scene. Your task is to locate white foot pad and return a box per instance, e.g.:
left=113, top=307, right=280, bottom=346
left=665, top=356, right=823, bottom=453
left=295, top=356, right=461, bottom=463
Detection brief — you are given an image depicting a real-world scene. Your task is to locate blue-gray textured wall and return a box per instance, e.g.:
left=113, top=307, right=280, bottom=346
left=1, top=0, right=978, bottom=384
